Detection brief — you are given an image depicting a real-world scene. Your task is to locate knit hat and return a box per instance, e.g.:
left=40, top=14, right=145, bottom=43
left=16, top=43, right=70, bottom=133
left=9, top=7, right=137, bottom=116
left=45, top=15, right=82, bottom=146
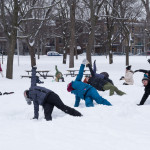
left=24, top=90, right=32, bottom=105
left=126, top=65, right=131, bottom=70
left=67, top=82, right=74, bottom=92
left=142, top=77, right=149, bottom=82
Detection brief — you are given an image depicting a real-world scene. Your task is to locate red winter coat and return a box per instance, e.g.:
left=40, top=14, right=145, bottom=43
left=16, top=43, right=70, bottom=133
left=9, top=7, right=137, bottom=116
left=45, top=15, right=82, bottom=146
left=0, top=64, right=2, bottom=71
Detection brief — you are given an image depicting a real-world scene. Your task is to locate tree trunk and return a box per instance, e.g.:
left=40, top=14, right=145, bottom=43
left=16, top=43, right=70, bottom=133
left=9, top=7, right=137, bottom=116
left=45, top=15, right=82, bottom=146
left=126, top=46, right=129, bottom=66
left=69, top=0, right=76, bottom=68
left=75, top=45, right=78, bottom=60
left=37, top=42, right=40, bottom=59
left=28, top=45, right=36, bottom=67
left=86, top=0, right=95, bottom=64
left=62, top=38, right=68, bottom=64
left=63, top=52, right=67, bottom=64
left=108, top=48, right=113, bottom=64
left=6, top=37, right=16, bottom=79
left=108, top=38, right=113, bottom=64
left=5, top=0, right=19, bottom=79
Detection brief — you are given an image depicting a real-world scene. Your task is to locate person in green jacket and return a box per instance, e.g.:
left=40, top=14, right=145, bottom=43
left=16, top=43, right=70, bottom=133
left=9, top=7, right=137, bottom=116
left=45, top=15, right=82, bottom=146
left=55, top=65, right=65, bottom=82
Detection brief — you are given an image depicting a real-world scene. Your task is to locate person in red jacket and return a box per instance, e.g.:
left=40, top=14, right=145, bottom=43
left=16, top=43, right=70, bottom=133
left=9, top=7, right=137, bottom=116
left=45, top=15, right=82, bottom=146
left=0, top=63, right=3, bottom=77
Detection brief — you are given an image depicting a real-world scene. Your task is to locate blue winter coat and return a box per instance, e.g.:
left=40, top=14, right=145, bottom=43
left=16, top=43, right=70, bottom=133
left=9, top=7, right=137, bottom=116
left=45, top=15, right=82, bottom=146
left=29, top=67, right=53, bottom=118
left=71, top=64, right=93, bottom=106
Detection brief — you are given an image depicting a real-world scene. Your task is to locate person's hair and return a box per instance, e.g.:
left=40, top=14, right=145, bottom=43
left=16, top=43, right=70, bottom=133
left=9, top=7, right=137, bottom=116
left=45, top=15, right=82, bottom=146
left=24, top=90, right=29, bottom=98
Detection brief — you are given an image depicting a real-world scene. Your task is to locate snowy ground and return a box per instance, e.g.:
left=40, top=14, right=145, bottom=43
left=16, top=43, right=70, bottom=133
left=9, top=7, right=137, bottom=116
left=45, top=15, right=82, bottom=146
left=0, top=55, right=150, bottom=150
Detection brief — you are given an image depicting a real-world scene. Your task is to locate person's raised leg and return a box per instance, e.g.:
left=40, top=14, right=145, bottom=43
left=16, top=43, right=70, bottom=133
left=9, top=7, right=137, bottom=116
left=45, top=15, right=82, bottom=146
left=47, top=92, right=82, bottom=116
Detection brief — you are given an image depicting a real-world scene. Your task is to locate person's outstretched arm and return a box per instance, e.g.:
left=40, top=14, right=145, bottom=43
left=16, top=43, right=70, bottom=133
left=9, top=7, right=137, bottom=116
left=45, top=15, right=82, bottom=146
left=134, top=69, right=148, bottom=74
left=139, top=92, right=149, bottom=105
left=87, top=63, right=95, bottom=77
left=93, top=60, right=97, bottom=74
left=55, top=65, right=59, bottom=72
left=75, top=59, right=87, bottom=81
left=31, top=67, right=37, bottom=87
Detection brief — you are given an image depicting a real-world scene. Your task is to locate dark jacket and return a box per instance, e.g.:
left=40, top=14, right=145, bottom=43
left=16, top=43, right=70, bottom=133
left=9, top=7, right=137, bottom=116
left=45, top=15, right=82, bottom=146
left=29, top=67, right=53, bottom=118
left=139, top=81, right=150, bottom=105
left=87, top=63, right=108, bottom=91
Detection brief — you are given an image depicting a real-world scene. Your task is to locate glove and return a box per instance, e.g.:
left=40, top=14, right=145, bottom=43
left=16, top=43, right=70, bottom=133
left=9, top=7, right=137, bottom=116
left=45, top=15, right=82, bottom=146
left=27, top=100, right=32, bottom=105
left=82, top=59, right=89, bottom=65
left=120, top=76, right=124, bottom=80
left=82, top=59, right=87, bottom=65
left=32, top=65, right=37, bottom=69
left=148, top=59, right=150, bottom=64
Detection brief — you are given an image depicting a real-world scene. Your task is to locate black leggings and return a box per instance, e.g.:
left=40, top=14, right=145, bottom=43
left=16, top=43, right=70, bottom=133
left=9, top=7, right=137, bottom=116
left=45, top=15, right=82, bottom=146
left=43, top=92, right=82, bottom=121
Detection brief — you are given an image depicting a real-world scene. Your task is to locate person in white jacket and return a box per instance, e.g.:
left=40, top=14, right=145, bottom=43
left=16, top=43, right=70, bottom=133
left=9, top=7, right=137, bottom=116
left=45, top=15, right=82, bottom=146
left=120, top=65, right=134, bottom=85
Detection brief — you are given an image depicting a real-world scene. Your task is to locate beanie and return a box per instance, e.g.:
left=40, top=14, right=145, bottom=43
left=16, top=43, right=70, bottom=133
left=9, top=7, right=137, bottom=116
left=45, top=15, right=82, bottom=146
left=142, top=77, right=149, bottom=82
left=126, top=65, right=131, bottom=70
left=67, top=82, right=74, bottom=92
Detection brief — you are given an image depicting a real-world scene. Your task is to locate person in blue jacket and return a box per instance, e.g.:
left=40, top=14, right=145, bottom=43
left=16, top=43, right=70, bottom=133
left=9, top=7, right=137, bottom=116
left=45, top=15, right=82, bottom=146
left=24, top=67, right=82, bottom=121
left=67, top=59, right=112, bottom=107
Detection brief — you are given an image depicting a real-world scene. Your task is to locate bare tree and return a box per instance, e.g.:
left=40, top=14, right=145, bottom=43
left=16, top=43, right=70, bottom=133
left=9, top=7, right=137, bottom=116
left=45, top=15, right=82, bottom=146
left=0, top=0, right=19, bottom=79
left=82, top=0, right=105, bottom=64
left=141, top=0, right=150, bottom=30
left=18, top=0, right=58, bottom=66
left=56, top=1, right=70, bottom=64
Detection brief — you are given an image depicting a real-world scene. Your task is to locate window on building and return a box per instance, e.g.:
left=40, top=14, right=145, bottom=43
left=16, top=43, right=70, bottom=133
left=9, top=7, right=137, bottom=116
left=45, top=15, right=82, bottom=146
left=59, top=38, right=63, bottom=44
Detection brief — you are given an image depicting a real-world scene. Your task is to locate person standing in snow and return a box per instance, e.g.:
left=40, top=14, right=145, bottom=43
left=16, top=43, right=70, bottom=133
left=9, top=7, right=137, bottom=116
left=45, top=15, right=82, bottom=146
left=120, top=65, right=134, bottom=85
left=137, top=77, right=150, bottom=105
left=67, top=59, right=112, bottom=107
left=0, top=62, right=3, bottom=77
left=55, top=65, right=64, bottom=82
left=83, top=61, right=125, bottom=96
left=24, top=67, right=82, bottom=121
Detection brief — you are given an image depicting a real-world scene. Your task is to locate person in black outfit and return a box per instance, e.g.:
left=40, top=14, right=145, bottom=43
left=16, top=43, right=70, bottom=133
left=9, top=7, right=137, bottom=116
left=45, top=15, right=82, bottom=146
left=24, top=67, right=82, bottom=121
left=138, top=77, right=150, bottom=105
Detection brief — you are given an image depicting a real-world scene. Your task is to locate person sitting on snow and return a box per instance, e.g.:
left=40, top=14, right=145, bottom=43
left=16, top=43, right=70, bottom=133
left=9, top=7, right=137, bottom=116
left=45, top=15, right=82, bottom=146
left=137, top=77, right=150, bottom=105
left=83, top=60, right=125, bottom=96
left=55, top=65, right=64, bottom=82
left=120, top=65, right=134, bottom=85
left=24, top=66, right=82, bottom=121
left=67, top=59, right=112, bottom=107
left=134, top=59, right=150, bottom=79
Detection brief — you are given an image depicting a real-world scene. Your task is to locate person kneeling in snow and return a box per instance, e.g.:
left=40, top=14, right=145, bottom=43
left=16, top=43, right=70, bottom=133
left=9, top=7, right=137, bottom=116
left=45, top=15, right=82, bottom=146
left=24, top=67, right=82, bottom=121
left=67, top=59, right=112, bottom=107
left=120, top=65, right=134, bottom=85
left=137, top=77, right=150, bottom=105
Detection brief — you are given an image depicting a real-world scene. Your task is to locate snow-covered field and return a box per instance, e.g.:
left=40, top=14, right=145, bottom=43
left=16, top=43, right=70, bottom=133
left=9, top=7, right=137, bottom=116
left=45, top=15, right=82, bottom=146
left=0, top=55, right=150, bottom=150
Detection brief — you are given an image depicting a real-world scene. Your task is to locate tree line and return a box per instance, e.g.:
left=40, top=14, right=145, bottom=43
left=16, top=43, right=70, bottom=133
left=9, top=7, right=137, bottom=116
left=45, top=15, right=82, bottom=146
left=0, top=0, right=149, bottom=79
